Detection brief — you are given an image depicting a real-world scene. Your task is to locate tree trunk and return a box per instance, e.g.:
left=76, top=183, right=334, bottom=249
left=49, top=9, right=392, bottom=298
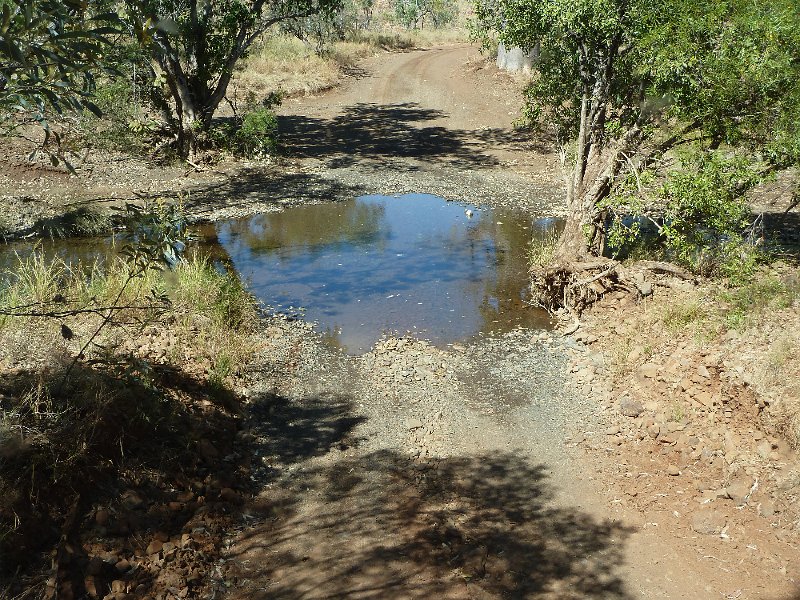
left=532, top=125, right=643, bottom=312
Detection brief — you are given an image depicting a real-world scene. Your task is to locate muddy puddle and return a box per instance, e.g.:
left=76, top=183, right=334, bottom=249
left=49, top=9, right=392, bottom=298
left=1, top=194, right=560, bottom=353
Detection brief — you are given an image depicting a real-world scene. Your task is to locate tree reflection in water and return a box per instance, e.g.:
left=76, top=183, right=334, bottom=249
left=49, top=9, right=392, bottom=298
left=175, top=195, right=561, bottom=352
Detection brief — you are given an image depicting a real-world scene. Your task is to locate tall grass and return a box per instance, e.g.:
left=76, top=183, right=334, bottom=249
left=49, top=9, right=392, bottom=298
left=234, top=36, right=340, bottom=98
left=527, top=228, right=560, bottom=268
left=0, top=251, right=257, bottom=374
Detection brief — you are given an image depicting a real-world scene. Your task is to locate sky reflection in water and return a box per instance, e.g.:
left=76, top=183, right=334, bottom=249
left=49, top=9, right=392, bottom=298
left=203, top=194, right=559, bottom=353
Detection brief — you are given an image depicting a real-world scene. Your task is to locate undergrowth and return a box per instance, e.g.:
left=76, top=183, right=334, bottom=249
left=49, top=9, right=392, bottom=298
left=0, top=249, right=258, bottom=577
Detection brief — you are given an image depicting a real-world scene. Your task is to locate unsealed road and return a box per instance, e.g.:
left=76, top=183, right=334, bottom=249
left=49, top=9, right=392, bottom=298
left=221, top=46, right=797, bottom=600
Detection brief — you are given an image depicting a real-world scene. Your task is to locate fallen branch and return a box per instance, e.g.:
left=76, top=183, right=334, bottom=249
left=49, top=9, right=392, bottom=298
left=573, top=264, right=618, bottom=287
left=636, top=260, right=695, bottom=280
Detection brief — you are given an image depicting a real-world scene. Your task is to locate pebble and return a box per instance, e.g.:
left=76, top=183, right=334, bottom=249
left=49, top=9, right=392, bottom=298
left=146, top=540, right=163, bottom=555
left=406, top=418, right=424, bottom=431
left=619, top=398, right=644, bottom=417
left=640, top=363, right=659, bottom=379
left=691, top=508, right=727, bottom=535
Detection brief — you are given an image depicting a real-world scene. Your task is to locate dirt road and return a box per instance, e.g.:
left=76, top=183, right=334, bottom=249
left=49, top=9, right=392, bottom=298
left=218, top=47, right=799, bottom=599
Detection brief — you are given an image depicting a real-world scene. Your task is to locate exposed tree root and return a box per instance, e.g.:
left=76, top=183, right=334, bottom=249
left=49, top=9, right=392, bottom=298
left=531, top=259, right=696, bottom=315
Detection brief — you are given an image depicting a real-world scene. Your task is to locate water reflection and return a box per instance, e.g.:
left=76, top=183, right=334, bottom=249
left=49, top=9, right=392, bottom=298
left=0, top=195, right=561, bottom=354
left=204, top=194, right=559, bottom=353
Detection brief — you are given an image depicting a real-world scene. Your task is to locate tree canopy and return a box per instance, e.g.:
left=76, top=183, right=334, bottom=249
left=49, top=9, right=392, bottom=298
left=473, top=0, right=800, bottom=270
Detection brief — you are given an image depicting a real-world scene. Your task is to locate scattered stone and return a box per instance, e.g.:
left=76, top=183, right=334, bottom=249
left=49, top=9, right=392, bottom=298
left=197, top=439, right=219, bottom=461
left=640, top=363, right=659, bottom=379
left=176, top=490, right=195, bottom=503
left=84, top=576, right=99, bottom=598
left=691, top=508, right=727, bottom=535
left=154, top=531, right=170, bottom=542
left=725, top=476, right=754, bottom=506
left=120, top=490, right=144, bottom=510
left=146, top=540, right=163, bottom=556
left=161, top=542, right=176, bottom=555
left=619, top=398, right=645, bottom=417
left=627, top=347, right=644, bottom=363
left=636, top=281, right=653, bottom=297
left=758, top=500, right=776, bottom=518
left=406, top=418, right=424, bottom=431
left=666, top=422, right=685, bottom=433
left=114, top=559, right=130, bottom=573
left=667, top=465, right=681, bottom=476
left=757, top=441, right=772, bottom=459
left=605, top=425, right=621, bottom=435
left=111, top=580, right=126, bottom=593
left=697, top=364, right=711, bottom=379
left=695, top=391, right=713, bottom=408
left=87, top=557, right=104, bottom=576
left=95, top=509, right=110, bottom=526
left=219, top=487, right=242, bottom=504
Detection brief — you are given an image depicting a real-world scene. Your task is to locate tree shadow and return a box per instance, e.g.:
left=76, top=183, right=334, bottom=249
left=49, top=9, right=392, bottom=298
left=1, top=363, right=334, bottom=598
left=763, top=210, right=800, bottom=262
left=181, top=169, right=368, bottom=221
left=226, top=394, right=635, bottom=599
left=278, top=102, right=552, bottom=173
left=248, top=391, right=367, bottom=466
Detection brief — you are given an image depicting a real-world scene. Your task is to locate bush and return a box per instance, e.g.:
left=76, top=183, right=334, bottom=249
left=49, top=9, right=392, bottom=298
left=661, top=152, right=762, bottom=282
left=212, top=104, right=279, bottom=159
left=235, top=107, right=279, bottom=157
left=392, top=0, right=458, bottom=29
left=75, top=43, right=156, bottom=155
left=604, top=149, right=765, bottom=282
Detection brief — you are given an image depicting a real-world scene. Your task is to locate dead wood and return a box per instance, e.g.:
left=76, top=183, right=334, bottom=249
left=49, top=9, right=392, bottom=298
left=635, top=260, right=695, bottom=280
left=531, top=258, right=696, bottom=314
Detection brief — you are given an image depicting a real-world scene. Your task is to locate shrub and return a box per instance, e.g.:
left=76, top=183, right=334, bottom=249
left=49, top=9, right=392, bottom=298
left=660, top=152, right=762, bottom=282
left=212, top=104, right=279, bottom=159
left=235, top=106, right=279, bottom=158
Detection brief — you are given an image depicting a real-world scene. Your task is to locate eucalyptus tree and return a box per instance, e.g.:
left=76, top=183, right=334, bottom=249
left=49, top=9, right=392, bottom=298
left=125, top=0, right=343, bottom=158
left=473, top=0, right=800, bottom=267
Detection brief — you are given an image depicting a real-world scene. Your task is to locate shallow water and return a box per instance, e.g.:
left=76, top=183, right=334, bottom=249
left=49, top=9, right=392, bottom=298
left=197, top=194, right=558, bottom=352
left=1, top=194, right=560, bottom=353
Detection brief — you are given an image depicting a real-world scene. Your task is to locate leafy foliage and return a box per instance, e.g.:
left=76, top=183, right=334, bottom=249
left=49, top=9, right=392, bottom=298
left=210, top=91, right=280, bottom=158
left=660, top=152, right=761, bottom=280
left=281, top=0, right=373, bottom=53
left=0, top=0, right=122, bottom=169
left=120, top=200, right=189, bottom=271
left=0, top=0, right=120, bottom=124
left=393, top=0, right=457, bottom=29
left=234, top=106, right=279, bottom=157
left=473, top=0, right=800, bottom=268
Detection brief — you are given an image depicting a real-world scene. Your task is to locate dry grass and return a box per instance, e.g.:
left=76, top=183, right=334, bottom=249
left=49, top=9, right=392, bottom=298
left=527, top=228, right=561, bottom=269
left=0, top=249, right=261, bottom=579
left=0, top=250, right=258, bottom=382
left=233, top=36, right=341, bottom=99
left=232, top=27, right=471, bottom=100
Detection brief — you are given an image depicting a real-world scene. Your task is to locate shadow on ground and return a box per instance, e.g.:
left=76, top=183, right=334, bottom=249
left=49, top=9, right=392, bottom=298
left=183, top=170, right=367, bottom=220
left=764, top=210, right=800, bottom=262
left=226, top=393, right=635, bottom=599
left=0, top=361, right=247, bottom=597
left=278, top=102, right=552, bottom=172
